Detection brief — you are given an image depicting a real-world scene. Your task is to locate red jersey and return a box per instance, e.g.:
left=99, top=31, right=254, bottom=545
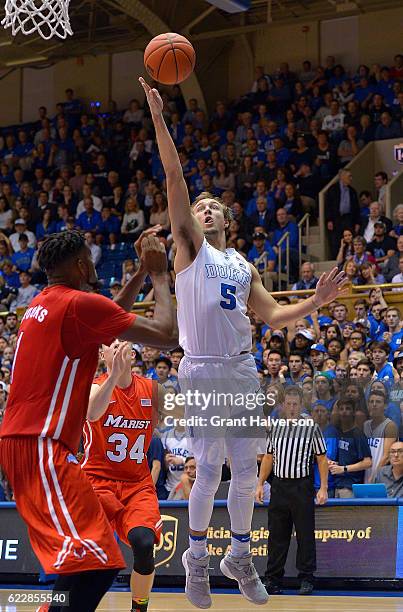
left=82, top=373, right=158, bottom=482
left=0, top=285, right=135, bottom=452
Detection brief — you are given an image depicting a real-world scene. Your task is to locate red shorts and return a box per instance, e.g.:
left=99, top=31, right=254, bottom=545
left=85, top=473, right=162, bottom=547
left=0, top=437, right=125, bottom=574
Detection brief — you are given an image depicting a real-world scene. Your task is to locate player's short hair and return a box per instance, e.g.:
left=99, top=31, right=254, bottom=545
left=38, top=230, right=86, bottom=273
left=192, top=192, right=233, bottom=224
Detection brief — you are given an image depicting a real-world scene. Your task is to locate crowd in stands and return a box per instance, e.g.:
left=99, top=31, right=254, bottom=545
left=1, top=54, right=403, bottom=500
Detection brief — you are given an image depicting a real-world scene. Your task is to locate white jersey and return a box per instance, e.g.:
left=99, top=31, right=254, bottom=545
left=363, top=418, right=392, bottom=482
left=175, top=239, right=252, bottom=357
left=160, top=427, right=190, bottom=492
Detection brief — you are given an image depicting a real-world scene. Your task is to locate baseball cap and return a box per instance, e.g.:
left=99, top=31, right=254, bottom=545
left=314, top=371, right=334, bottom=381
left=393, top=351, right=403, bottom=367
left=110, top=281, right=122, bottom=289
left=374, top=221, right=386, bottom=229
left=356, top=318, right=370, bottom=329
left=15, top=218, right=26, bottom=225
left=253, top=232, right=266, bottom=240
left=296, top=328, right=315, bottom=341
left=310, top=343, right=327, bottom=354
left=271, top=330, right=284, bottom=339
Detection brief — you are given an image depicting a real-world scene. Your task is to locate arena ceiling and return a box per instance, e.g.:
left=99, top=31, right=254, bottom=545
left=0, top=0, right=401, bottom=69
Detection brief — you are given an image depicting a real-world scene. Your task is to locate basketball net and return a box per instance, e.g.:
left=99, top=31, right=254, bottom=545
left=2, top=0, right=73, bottom=40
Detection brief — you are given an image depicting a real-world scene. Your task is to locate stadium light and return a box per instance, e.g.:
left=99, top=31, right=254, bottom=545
left=204, top=0, right=250, bottom=13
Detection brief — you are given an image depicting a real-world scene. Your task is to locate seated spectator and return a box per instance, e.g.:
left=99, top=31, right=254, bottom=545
left=149, top=192, right=170, bottom=234
left=76, top=184, right=103, bottom=217
left=168, top=456, right=196, bottom=500
left=120, top=197, right=145, bottom=240
left=77, top=198, right=102, bottom=233
left=35, top=208, right=57, bottom=240
left=367, top=221, right=396, bottom=267
left=336, top=228, right=355, bottom=266
left=371, top=341, right=395, bottom=383
left=9, top=271, right=39, bottom=311
left=0, top=196, right=13, bottom=232
left=247, top=196, right=274, bottom=236
left=374, top=441, right=403, bottom=497
left=322, top=100, right=345, bottom=136
left=391, top=254, right=403, bottom=291
left=363, top=390, right=398, bottom=482
left=11, top=234, right=35, bottom=272
left=0, top=260, right=20, bottom=289
left=147, top=435, right=167, bottom=500
left=291, top=262, right=318, bottom=291
left=329, top=398, right=372, bottom=498
left=282, top=183, right=303, bottom=221
left=247, top=231, right=276, bottom=273
left=360, top=201, right=392, bottom=243
left=9, top=218, right=36, bottom=252
left=357, top=262, right=385, bottom=285
left=374, top=111, right=401, bottom=140
left=343, top=259, right=359, bottom=285
left=337, top=126, right=364, bottom=165
left=84, top=231, right=101, bottom=267
left=390, top=204, right=403, bottom=239
left=351, top=236, right=375, bottom=267
left=0, top=276, right=18, bottom=310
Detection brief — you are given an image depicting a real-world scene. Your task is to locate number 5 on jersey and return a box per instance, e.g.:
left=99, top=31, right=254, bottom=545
left=107, top=433, right=145, bottom=464
left=220, top=283, right=236, bottom=310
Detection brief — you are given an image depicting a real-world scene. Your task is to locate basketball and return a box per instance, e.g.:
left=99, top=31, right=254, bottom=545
left=144, top=33, right=196, bottom=85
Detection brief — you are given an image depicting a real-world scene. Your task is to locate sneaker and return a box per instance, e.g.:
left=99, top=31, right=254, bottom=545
left=220, top=552, right=269, bottom=605
left=182, top=548, right=212, bottom=609
left=263, top=578, right=283, bottom=595
left=299, top=579, right=314, bottom=595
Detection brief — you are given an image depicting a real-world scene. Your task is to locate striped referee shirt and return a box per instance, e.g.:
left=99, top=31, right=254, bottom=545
left=267, top=416, right=327, bottom=479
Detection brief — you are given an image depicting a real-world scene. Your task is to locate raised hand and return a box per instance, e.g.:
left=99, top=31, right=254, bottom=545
left=134, top=225, right=163, bottom=263
left=141, top=235, right=168, bottom=275
left=110, top=342, right=131, bottom=381
left=313, top=267, right=348, bottom=308
left=139, top=77, right=163, bottom=117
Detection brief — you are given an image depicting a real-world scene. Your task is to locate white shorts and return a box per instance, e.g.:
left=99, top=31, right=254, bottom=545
left=178, top=353, right=267, bottom=462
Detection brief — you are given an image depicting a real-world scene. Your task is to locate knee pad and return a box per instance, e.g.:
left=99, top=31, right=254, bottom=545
left=127, top=527, right=155, bottom=575
left=193, top=461, right=222, bottom=497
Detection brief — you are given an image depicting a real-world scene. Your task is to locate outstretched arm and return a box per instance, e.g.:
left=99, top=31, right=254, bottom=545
left=248, top=265, right=347, bottom=328
left=139, top=77, right=203, bottom=258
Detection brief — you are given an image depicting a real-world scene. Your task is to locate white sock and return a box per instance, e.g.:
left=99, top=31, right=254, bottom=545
left=230, top=533, right=250, bottom=558
left=189, top=534, right=208, bottom=559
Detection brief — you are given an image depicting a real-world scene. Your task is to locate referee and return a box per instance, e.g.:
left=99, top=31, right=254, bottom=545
left=256, top=386, right=328, bottom=596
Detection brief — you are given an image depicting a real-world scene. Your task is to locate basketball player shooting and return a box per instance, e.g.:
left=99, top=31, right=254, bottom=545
left=0, top=229, right=177, bottom=612
left=140, top=77, right=347, bottom=609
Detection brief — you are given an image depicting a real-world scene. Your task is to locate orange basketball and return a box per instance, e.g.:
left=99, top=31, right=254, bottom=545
left=144, top=33, right=196, bottom=85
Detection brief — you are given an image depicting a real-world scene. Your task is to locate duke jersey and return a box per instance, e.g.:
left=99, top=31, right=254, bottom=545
left=82, top=374, right=158, bottom=482
left=175, top=239, right=252, bottom=357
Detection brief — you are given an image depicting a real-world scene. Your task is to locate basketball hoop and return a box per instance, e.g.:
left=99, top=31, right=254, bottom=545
left=2, top=0, right=73, bottom=40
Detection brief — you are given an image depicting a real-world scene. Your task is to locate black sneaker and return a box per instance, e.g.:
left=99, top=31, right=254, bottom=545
left=263, top=578, right=283, bottom=595
left=299, top=580, right=314, bottom=595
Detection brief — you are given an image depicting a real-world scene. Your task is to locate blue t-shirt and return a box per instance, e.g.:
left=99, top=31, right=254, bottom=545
left=333, top=427, right=372, bottom=489
left=389, top=330, right=403, bottom=359
left=374, top=362, right=394, bottom=384
left=11, top=248, right=35, bottom=272
left=247, top=243, right=277, bottom=271
left=314, top=424, right=338, bottom=491
left=147, top=437, right=167, bottom=500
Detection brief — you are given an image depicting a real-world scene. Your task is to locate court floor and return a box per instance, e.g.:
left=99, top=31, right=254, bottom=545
left=1, top=590, right=403, bottom=611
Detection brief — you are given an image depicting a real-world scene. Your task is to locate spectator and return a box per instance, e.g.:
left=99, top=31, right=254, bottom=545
left=9, top=219, right=36, bottom=251
left=291, top=262, right=318, bottom=291
left=84, top=231, right=101, bottom=267
left=391, top=254, right=403, bottom=291
left=0, top=260, right=20, bottom=289
left=168, top=456, right=196, bottom=500
left=329, top=398, right=372, bottom=498
left=160, top=415, right=191, bottom=498
left=35, top=208, right=57, bottom=240
left=120, top=197, right=145, bottom=240
left=149, top=192, right=170, bottom=233
left=147, top=435, right=168, bottom=500
left=77, top=198, right=102, bottom=232
left=337, top=126, right=364, bottom=165
left=374, top=441, right=403, bottom=497
left=371, top=341, right=395, bottom=383
left=9, top=271, right=39, bottom=311
left=76, top=184, right=103, bottom=217
left=325, top=169, right=360, bottom=259
left=363, top=390, right=398, bottom=482
left=367, top=221, right=396, bottom=267
left=361, top=200, right=392, bottom=243
left=374, top=111, right=401, bottom=140
left=11, top=234, right=35, bottom=272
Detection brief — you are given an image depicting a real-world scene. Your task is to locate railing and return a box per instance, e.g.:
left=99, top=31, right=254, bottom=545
left=298, top=212, right=310, bottom=269
left=277, top=231, right=289, bottom=289
left=252, top=251, right=271, bottom=291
